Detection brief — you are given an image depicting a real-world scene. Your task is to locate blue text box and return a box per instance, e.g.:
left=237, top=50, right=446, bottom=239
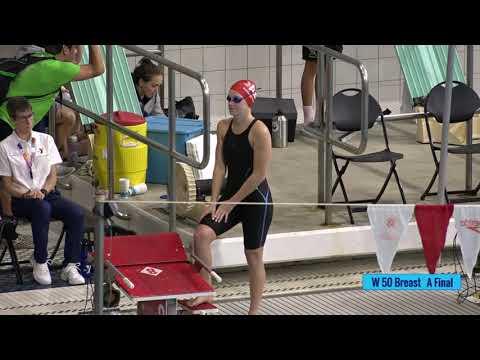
left=362, top=273, right=461, bottom=291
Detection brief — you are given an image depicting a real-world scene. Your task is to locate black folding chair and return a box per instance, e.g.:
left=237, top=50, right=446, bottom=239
left=331, top=88, right=406, bottom=224
left=0, top=217, right=66, bottom=285
left=420, top=81, right=480, bottom=203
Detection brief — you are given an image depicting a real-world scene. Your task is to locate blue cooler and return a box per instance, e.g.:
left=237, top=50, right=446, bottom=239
left=146, top=116, right=204, bottom=184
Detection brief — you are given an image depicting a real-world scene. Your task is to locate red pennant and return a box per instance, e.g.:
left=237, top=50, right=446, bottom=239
left=415, top=204, right=453, bottom=274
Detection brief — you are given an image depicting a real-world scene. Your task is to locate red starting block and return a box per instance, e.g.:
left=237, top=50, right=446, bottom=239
left=104, top=232, right=216, bottom=315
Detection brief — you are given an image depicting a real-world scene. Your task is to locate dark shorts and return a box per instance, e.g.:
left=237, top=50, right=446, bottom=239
left=200, top=182, right=273, bottom=250
left=0, top=114, right=49, bottom=141
left=302, top=45, right=344, bottom=61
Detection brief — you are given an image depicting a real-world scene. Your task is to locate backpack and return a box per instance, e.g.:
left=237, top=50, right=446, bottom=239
left=164, top=96, right=200, bottom=120
left=0, top=54, right=56, bottom=105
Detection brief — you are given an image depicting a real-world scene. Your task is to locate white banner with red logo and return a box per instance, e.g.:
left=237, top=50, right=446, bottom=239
left=367, top=205, right=415, bottom=273
left=453, top=205, right=480, bottom=279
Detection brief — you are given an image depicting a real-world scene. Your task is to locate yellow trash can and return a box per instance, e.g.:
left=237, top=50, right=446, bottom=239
left=94, top=111, right=148, bottom=193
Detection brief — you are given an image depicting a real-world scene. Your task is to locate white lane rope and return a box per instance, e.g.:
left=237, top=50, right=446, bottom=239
left=97, top=199, right=459, bottom=208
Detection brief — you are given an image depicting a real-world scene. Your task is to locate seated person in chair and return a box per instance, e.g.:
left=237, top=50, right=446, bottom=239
left=0, top=97, right=85, bottom=286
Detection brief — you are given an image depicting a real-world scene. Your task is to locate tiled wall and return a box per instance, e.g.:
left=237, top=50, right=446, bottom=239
left=1, top=45, right=477, bottom=131
left=126, top=45, right=480, bottom=131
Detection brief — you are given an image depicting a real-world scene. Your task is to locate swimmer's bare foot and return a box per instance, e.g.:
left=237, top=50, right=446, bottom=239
left=186, top=296, right=214, bottom=308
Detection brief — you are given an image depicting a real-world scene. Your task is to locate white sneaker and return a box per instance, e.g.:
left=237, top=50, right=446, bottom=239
left=61, top=263, right=85, bottom=285
left=31, top=257, right=52, bottom=285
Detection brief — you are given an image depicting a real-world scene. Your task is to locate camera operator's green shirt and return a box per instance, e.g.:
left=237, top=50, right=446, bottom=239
left=0, top=52, right=80, bottom=128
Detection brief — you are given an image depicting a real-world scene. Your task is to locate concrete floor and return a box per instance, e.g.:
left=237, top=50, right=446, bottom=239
left=127, top=119, right=480, bottom=238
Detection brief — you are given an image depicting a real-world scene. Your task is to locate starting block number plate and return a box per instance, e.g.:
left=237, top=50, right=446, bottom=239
left=140, top=266, right=163, bottom=276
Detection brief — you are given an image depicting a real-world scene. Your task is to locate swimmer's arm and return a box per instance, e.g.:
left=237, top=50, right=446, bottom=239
left=228, top=123, right=271, bottom=204
left=211, top=120, right=227, bottom=202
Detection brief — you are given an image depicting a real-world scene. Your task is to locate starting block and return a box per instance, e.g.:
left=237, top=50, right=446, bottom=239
left=104, top=232, right=218, bottom=315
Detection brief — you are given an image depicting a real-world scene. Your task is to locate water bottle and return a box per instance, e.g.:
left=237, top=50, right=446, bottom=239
left=272, top=110, right=288, bottom=148
left=128, top=183, right=148, bottom=196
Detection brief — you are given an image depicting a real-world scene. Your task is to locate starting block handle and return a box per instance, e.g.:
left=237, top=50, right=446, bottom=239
left=191, top=253, right=222, bottom=283
left=105, top=259, right=135, bottom=289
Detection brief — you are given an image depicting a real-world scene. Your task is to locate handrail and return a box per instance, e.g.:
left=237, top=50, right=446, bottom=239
left=125, top=49, right=163, bottom=58
left=121, top=45, right=211, bottom=170
left=304, top=45, right=369, bottom=155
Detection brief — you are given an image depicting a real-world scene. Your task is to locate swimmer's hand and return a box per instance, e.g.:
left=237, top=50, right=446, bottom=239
left=212, top=201, right=235, bottom=223
left=201, top=203, right=216, bottom=220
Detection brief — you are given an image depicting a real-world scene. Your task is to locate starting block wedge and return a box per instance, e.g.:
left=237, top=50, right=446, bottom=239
left=178, top=300, right=219, bottom=315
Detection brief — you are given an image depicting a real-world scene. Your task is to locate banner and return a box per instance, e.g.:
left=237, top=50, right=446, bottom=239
left=367, top=205, right=415, bottom=273
left=415, top=204, right=453, bottom=274
left=453, top=205, right=480, bottom=279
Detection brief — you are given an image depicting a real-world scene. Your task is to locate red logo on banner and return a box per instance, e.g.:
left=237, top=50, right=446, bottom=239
left=386, top=217, right=396, bottom=229
left=460, top=219, right=480, bottom=234
left=415, top=204, right=453, bottom=274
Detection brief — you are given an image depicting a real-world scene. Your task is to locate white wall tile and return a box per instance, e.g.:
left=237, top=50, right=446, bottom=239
left=474, top=51, right=480, bottom=74
left=180, top=48, right=203, bottom=72
left=164, top=45, right=180, bottom=51
left=379, top=45, right=396, bottom=58
left=291, top=45, right=304, bottom=65
left=363, top=59, right=379, bottom=83
left=127, top=56, right=138, bottom=71
left=204, top=47, right=225, bottom=71
left=246, top=68, right=270, bottom=92
left=357, top=45, right=379, bottom=60
left=164, top=49, right=180, bottom=64
left=181, top=74, right=203, bottom=97
left=379, top=57, right=401, bottom=81
left=269, top=66, right=292, bottom=91
left=226, top=46, right=247, bottom=69
left=247, top=45, right=269, bottom=68
left=369, top=83, right=379, bottom=101
left=163, top=72, right=181, bottom=99
left=269, top=45, right=292, bottom=66
left=335, top=61, right=357, bottom=84
left=204, top=70, right=226, bottom=95
left=211, top=94, right=227, bottom=128
left=181, top=45, right=202, bottom=49
left=342, top=45, right=357, bottom=58
left=192, top=96, right=203, bottom=120
left=226, top=69, right=248, bottom=87
left=379, top=85, right=401, bottom=113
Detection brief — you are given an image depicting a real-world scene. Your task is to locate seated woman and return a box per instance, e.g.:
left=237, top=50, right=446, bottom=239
left=132, top=57, right=164, bottom=117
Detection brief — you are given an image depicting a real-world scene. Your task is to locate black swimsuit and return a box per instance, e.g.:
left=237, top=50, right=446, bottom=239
left=200, top=119, right=273, bottom=250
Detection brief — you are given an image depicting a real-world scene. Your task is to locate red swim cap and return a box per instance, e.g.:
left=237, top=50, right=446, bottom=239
left=230, top=80, right=257, bottom=107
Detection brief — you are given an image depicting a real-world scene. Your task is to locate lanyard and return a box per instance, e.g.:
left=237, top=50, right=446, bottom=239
left=17, top=139, right=35, bottom=179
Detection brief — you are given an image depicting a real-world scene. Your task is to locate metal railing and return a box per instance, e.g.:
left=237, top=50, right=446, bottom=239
left=298, top=45, right=369, bottom=224
left=125, top=49, right=163, bottom=57
left=293, top=45, right=475, bottom=222
left=305, top=45, right=370, bottom=155
left=57, top=45, right=211, bottom=315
